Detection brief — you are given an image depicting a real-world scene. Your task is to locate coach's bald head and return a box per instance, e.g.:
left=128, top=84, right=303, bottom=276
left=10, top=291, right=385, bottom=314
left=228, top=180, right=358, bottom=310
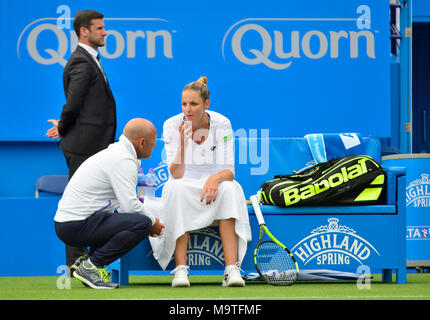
left=123, top=118, right=157, bottom=159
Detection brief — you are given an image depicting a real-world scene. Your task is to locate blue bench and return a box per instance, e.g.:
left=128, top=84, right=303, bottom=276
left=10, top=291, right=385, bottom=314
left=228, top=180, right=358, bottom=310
left=110, top=137, right=407, bottom=285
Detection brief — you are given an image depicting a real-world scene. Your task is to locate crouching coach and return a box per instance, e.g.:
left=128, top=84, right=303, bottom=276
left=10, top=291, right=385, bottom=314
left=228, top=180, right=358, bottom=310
left=54, top=118, right=164, bottom=289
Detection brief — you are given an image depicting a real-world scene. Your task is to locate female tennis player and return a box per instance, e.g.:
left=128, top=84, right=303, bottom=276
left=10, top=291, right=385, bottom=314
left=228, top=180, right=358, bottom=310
left=150, top=76, right=251, bottom=287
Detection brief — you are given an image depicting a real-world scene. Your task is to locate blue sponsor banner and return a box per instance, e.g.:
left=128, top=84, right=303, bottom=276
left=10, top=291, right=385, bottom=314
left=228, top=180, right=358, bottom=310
left=2, top=0, right=390, bottom=140
left=115, top=212, right=403, bottom=274
left=383, top=156, right=430, bottom=262
left=241, top=213, right=402, bottom=273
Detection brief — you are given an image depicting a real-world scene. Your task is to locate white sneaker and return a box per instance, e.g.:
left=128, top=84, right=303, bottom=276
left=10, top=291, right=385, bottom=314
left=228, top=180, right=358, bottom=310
left=171, top=265, right=190, bottom=287
left=222, top=263, right=245, bottom=287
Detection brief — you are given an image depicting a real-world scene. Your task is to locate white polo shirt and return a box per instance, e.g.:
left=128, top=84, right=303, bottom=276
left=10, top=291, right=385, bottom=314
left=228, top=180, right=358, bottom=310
left=54, top=135, right=155, bottom=225
left=162, top=110, right=235, bottom=180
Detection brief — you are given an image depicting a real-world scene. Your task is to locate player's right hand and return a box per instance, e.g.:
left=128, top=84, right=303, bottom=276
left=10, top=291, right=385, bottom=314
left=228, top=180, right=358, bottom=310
left=150, top=218, right=165, bottom=237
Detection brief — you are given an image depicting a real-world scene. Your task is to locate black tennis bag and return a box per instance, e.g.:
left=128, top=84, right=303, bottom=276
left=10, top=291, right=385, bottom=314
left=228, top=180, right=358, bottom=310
left=260, top=155, right=386, bottom=207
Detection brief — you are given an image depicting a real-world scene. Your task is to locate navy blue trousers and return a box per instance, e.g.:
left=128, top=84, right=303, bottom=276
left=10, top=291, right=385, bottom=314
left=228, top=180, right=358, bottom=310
left=55, top=211, right=152, bottom=268
left=62, top=150, right=91, bottom=267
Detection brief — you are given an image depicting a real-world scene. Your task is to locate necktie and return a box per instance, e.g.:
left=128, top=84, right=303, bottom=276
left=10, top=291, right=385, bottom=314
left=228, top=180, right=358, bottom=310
left=96, top=54, right=107, bottom=83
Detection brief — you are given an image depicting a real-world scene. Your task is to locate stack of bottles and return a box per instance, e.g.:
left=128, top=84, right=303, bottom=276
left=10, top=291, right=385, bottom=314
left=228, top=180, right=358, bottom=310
left=136, top=167, right=157, bottom=202
left=137, top=168, right=146, bottom=203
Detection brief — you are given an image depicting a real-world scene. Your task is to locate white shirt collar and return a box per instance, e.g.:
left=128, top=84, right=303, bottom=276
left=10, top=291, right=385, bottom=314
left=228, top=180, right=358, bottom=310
left=119, top=134, right=138, bottom=160
left=78, top=42, right=99, bottom=60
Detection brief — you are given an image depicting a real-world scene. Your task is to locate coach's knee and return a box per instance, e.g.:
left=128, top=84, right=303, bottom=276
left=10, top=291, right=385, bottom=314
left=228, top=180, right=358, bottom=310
left=134, top=215, right=153, bottom=237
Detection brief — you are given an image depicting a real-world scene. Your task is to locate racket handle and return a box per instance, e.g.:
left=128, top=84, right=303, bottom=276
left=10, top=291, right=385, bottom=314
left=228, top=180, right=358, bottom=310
left=250, top=195, right=266, bottom=226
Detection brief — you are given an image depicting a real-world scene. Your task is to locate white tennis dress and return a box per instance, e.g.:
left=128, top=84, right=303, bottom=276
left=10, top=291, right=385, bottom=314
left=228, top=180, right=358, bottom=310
left=149, top=110, right=252, bottom=270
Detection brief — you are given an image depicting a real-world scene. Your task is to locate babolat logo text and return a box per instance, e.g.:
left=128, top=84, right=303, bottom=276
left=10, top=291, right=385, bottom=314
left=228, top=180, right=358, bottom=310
left=406, top=174, right=430, bottom=208
left=222, top=14, right=377, bottom=70
left=17, top=17, right=174, bottom=66
left=282, top=157, right=372, bottom=206
left=292, top=218, right=380, bottom=265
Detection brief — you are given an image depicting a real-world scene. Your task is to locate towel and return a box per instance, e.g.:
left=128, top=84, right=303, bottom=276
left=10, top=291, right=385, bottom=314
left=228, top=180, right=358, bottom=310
left=305, top=133, right=364, bottom=164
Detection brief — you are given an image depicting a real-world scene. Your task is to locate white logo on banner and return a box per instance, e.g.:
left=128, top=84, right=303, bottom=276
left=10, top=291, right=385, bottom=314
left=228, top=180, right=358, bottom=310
left=17, top=18, right=174, bottom=66
left=151, top=160, right=169, bottom=191
left=406, top=226, right=430, bottom=240
left=222, top=16, right=377, bottom=70
left=186, top=228, right=225, bottom=267
left=291, top=218, right=380, bottom=265
left=406, top=173, right=430, bottom=208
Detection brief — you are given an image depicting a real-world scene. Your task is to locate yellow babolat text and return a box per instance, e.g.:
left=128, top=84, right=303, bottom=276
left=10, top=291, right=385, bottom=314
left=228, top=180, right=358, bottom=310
left=281, top=158, right=370, bottom=206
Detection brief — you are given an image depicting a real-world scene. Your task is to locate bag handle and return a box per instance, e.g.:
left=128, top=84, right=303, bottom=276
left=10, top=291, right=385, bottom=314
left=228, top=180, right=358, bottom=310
left=274, top=157, right=340, bottom=181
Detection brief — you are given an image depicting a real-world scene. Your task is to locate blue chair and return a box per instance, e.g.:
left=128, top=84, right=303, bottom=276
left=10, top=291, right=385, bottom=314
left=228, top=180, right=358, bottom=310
left=381, top=147, right=401, bottom=157
left=35, top=175, right=68, bottom=198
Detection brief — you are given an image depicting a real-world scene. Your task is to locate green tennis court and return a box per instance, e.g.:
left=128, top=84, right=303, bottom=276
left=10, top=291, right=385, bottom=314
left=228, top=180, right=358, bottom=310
left=1, top=273, right=429, bottom=300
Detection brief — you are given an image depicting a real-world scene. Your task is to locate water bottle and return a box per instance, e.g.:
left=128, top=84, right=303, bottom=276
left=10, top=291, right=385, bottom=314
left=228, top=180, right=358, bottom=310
left=145, top=168, right=157, bottom=199
left=137, top=167, right=146, bottom=202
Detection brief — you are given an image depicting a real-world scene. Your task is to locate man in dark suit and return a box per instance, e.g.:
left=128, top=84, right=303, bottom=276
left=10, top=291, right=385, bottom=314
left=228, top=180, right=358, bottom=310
left=46, top=10, right=117, bottom=270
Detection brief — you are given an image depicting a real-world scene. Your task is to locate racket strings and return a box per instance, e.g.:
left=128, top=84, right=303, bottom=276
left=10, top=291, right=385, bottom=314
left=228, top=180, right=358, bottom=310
left=256, top=241, right=297, bottom=286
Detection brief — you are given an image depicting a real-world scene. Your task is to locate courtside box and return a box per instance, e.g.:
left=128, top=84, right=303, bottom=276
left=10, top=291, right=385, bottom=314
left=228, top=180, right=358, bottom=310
left=382, top=154, right=430, bottom=270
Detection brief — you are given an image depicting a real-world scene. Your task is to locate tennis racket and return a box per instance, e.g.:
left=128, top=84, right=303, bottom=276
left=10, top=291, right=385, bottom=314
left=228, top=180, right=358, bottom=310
left=250, top=194, right=299, bottom=286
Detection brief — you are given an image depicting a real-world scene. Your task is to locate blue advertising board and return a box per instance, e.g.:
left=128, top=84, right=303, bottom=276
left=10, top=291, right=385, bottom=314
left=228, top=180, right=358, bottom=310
left=383, top=154, right=430, bottom=264
left=2, top=0, right=390, bottom=140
